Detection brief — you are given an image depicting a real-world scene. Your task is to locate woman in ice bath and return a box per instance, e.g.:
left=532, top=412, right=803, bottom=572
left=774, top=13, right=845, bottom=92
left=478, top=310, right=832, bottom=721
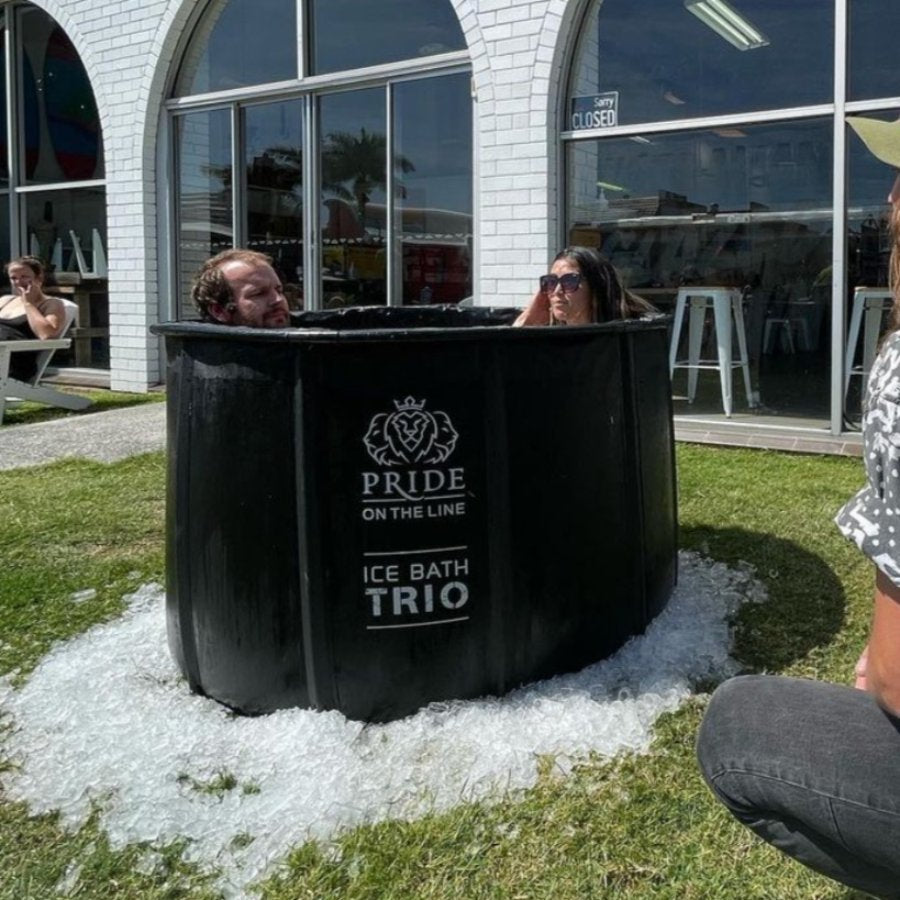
left=513, top=245, right=654, bottom=326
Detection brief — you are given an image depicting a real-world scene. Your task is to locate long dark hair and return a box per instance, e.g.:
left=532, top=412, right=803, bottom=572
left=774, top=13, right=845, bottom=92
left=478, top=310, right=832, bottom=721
left=889, top=205, right=900, bottom=336
left=553, top=246, right=655, bottom=322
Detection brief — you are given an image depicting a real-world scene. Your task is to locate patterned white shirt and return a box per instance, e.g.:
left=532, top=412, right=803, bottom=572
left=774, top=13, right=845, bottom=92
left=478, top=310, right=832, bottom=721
left=835, top=329, right=900, bottom=587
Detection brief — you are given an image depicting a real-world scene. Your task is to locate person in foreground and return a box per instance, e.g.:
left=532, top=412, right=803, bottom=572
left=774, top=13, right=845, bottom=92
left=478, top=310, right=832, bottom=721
left=0, top=255, right=66, bottom=380
left=513, top=245, right=654, bottom=326
left=696, top=114, right=900, bottom=898
left=191, top=248, right=291, bottom=328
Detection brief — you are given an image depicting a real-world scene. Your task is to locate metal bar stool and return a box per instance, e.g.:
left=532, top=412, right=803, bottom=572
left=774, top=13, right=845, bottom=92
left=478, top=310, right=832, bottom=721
left=668, top=286, right=757, bottom=417
left=844, top=287, right=893, bottom=399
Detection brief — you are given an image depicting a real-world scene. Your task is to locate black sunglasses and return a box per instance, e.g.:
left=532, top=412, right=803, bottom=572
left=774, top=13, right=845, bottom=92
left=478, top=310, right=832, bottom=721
left=539, top=273, right=583, bottom=294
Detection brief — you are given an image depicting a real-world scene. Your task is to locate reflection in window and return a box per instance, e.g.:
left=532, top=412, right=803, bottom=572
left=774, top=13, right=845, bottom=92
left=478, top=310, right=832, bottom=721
left=174, top=0, right=296, bottom=96
left=0, top=5, right=108, bottom=372
left=0, top=194, right=8, bottom=263
left=245, top=101, right=304, bottom=310
left=0, top=29, right=6, bottom=185
left=25, top=190, right=106, bottom=273
left=171, top=0, right=471, bottom=312
left=20, top=9, right=102, bottom=184
left=568, top=119, right=833, bottom=420
left=176, top=109, right=232, bottom=315
left=568, top=0, right=832, bottom=126
left=310, top=0, right=465, bottom=75
left=393, top=73, right=472, bottom=305
left=25, top=188, right=109, bottom=366
left=849, top=2, right=900, bottom=101
left=846, top=113, right=900, bottom=420
left=319, top=89, right=387, bottom=307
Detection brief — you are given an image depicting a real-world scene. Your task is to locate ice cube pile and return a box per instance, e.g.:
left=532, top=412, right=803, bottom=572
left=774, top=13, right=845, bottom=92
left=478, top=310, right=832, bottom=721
left=0, top=551, right=764, bottom=898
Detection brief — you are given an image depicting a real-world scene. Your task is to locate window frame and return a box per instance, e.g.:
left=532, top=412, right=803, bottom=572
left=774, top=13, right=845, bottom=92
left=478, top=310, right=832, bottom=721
left=0, top=3, right=107, bottom=265
left=558, top=0, right=900, bottom=436
left=163, top=0, right=472, bottom=319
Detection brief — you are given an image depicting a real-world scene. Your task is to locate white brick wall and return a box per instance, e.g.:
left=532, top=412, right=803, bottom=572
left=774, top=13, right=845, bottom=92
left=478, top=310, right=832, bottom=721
left=455, top=0, right=583, bottom=307
left=35, top=0, right=583, bottom=387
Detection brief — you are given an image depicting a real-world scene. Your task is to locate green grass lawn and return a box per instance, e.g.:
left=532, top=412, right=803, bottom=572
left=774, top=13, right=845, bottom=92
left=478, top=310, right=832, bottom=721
left=0, top=445, right=875, bottom=899
left=1, top=387, right=164, bottom=427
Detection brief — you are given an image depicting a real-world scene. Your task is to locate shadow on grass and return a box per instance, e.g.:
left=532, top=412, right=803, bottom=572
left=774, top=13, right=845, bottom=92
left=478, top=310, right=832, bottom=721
left=2, top=389, right=164, bottom=427
left=681, top=524, right=846, bottom=674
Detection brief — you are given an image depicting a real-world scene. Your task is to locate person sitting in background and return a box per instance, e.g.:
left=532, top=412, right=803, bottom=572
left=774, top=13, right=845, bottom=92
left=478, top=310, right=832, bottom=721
left=696, top=113, right=900, bottom=897
left=0, top=255, right=66, bottom=381
left=513, top=246, right=655, bottom=326
left=191, top=249, right=291, bottom=328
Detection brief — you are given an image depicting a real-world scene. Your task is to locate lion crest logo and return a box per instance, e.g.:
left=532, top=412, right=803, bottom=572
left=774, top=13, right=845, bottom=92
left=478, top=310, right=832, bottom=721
left=363, top=397, right=458, bottom=466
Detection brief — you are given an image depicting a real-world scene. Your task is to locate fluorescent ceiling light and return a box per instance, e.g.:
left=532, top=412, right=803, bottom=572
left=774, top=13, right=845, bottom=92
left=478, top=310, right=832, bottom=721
left=684, top=0, right=769, bottom=51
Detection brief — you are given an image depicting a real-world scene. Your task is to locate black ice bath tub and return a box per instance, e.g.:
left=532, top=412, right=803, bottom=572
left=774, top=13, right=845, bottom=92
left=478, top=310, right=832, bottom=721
left=152, top=305, right=678, bottom=722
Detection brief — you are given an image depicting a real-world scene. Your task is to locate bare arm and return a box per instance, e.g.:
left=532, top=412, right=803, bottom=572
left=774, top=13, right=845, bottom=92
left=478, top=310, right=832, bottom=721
left=863, top=568, right=900, bottom=716
left=21, top=285, right=64, bottom=339
left=513, top=289, right=551, bottom=327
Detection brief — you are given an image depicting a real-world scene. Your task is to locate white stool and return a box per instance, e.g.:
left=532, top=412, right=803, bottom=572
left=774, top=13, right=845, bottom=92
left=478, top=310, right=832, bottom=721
left=668, top=287, right=757, bottom=417
left=844, top=287, right=893, bottom=398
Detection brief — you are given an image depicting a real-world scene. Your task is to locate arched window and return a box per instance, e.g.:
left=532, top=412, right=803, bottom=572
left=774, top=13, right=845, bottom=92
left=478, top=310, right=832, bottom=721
left=0, top=4, right=107, bottom=368
left=169, top=0, right=470, bottom=314
left=563, top=0, right=900, bottom=430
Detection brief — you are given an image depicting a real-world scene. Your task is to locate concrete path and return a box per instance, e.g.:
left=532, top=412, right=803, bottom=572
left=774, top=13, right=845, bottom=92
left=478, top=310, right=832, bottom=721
left=0, top=402, right=166, bottom=470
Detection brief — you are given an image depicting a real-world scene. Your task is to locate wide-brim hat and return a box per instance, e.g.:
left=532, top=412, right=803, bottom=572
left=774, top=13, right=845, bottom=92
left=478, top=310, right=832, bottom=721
left=847, top=115, right=900, bottom=168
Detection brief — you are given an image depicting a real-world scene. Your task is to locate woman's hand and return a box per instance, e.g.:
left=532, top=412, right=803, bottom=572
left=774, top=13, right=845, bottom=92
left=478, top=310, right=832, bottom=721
left=21, top=285, right=43, bottom=312
left=19, top=289, right=64, bottom=339
left=513, top=289, right=551, bottom=327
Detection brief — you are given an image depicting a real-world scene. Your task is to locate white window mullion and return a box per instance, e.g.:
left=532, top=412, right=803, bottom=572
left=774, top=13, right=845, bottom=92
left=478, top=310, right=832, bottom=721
left=386, top=82, right=397, bottom=306
left=297, top=0, right=306, bottom=81
left=831, top=0, right=848, bottom=435
left=7, top=6, right=20, bottom=255
left=303, top=93, right=319, bottom=311
left=231, top=106, right=245, bottom=248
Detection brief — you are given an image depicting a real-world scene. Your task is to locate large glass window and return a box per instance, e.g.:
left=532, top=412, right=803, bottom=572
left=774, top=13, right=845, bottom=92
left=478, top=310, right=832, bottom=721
left=394, top=73, right=473, bottom=305
left=849, top=2, right=900, bottom=101
left=320, top=89, right=388, bottom=307
left=569, top=0, right=833, bottom=127
left=20, top=10, right=102, bottom=184
left=245, top=100, right=304, bottom=309
left=846, top=110, right=900, bottom=423
left=0, top=26, right=7, bottom=188
left=24, top=187, right=108, bottom=364
left=566, top=0, right=854, bottom=430
left=1, top=5, right=107, bottom=371
left=174, top=0, right=296, bottom=96
left=175, top=109, right=232, bottom=304
left=844, top=2, right=900, bottom=426
left=310, top=0, right=465, bottom=75
left=169, top=0, right=470, bottom=317
left=568, top=120, right=833, bottom=421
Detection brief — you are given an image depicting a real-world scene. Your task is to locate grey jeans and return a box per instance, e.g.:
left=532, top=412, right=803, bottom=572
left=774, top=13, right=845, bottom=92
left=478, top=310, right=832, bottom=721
left=696, top=675, right=900, bottom=898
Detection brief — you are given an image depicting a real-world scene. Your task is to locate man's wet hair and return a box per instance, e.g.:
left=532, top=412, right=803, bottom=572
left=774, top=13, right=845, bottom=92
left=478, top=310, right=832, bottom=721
left=191, top=248, right=275, bottom=321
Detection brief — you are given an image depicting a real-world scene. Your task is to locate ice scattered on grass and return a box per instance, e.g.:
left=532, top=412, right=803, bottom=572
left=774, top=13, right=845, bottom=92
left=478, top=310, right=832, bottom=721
left=54, top=861, right=81, bottom=895
left=0, top=552, right=763, bottom=898
left=134, top=848, right=165, bottom=877
left=70, top=589, right=97, bottom=604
